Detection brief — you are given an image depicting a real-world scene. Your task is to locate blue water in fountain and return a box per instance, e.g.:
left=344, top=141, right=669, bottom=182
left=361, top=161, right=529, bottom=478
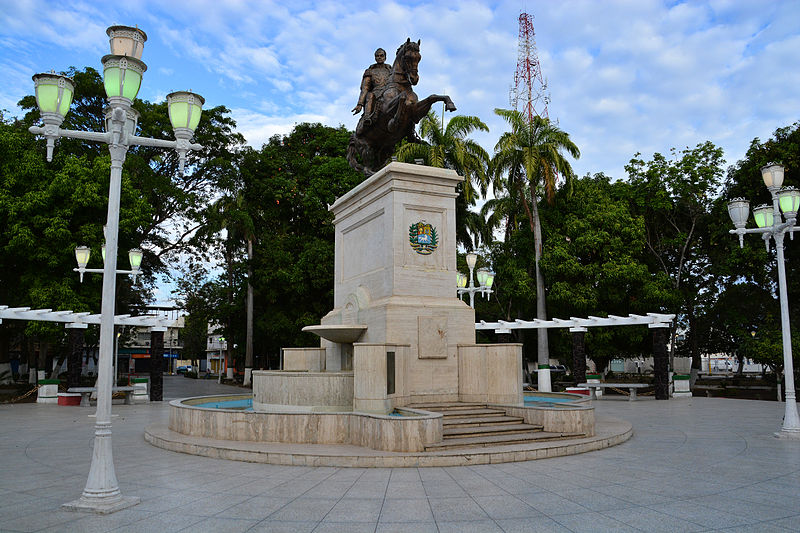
left=194, top=398, right=253, bottom=411
left=524, top=395, right=576, bottom=406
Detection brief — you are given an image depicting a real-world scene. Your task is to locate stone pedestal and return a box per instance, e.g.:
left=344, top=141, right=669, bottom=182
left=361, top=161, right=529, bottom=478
left=318, top=163, right=478, bottom=405
left=259, top=163, right=524, bottom=416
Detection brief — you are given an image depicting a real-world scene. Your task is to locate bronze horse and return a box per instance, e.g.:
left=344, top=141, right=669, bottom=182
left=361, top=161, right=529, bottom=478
left=347, top=39, right=456, bottom=176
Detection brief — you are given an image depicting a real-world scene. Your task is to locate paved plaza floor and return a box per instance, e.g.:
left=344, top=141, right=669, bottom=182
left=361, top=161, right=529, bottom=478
left=1, top=376, right=798, bottom=532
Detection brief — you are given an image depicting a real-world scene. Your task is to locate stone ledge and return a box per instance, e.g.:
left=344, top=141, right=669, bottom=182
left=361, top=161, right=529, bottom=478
left=144, top=416, right=632, bottom=467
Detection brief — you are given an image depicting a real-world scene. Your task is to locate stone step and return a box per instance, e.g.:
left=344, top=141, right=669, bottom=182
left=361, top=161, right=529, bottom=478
left=440, top=408, right=507, bottom=418
left=443, top=415, right=525, bottom=428
left=410, top=402, right=489, bottom=411
left=426, top=431, right=585, bottom=451
left=443, top=423, right=542, bottom=438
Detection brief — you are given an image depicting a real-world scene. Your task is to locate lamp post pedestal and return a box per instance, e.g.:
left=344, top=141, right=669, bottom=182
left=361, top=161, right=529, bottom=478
left=62, top=421, right=140, bottom=513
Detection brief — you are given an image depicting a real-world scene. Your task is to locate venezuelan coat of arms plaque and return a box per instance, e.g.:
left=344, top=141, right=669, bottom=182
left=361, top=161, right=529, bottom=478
left=409, top=221, right=438, bottom=255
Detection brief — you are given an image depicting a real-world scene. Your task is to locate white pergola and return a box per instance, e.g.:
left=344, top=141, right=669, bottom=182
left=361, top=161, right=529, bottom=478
left=476, top=313, right=675, bottom=333
left=0, top=305, right=178, bottom=330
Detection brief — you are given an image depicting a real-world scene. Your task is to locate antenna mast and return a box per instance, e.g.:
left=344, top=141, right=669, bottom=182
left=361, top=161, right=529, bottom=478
left=509, top=12, right=549, bottom=121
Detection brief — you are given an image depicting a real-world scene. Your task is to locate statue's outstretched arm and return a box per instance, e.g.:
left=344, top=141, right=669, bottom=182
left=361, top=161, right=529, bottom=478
left=352, top=72, right=372, bottom=114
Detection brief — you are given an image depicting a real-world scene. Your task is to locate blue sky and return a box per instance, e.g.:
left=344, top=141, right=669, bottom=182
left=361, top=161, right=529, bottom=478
left=2, top=0, right=798, bottom=179
left=2, top=0, right=799, bottom=303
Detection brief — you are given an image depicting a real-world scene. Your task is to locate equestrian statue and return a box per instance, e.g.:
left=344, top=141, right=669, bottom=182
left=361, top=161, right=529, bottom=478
left=347, top=39, right=456, bottom=176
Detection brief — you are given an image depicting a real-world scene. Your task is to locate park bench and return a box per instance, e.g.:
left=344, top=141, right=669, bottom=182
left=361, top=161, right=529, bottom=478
left=67, top=386, right=137, bottom=407
left=577, top=382, right=651, bottom=401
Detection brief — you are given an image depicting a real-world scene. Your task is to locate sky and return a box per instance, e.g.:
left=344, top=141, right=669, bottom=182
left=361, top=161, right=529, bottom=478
left=1, top=0, right=799, bottom=302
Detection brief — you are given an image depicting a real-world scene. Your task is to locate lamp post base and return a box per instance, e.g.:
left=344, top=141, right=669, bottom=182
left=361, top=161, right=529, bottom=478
left=774, top=429, right=800, bottom=440
left=63, top=495, right=140, bottom=515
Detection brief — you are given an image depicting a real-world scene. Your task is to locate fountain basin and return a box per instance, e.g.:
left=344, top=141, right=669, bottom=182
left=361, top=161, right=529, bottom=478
left=168, top=394, right=442, bottom=452
left=302, top=324, right=367, bottom=343
left=253, top=371, right=354, bottom=412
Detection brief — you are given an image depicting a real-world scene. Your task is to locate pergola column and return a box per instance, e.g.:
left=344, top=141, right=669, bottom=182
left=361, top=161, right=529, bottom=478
left=652, top=325, right=670, bottom=400
left=570, top=327, right=587, bottom=386
left=149, top=328, right=165, bottom=401
left=66, top=323, right=88, bottom=390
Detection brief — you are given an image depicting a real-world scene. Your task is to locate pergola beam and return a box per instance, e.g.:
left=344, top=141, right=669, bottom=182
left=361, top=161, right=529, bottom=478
left=0, top=305, right=178, bottom=329
left=476, top=313, right=675, bottom=332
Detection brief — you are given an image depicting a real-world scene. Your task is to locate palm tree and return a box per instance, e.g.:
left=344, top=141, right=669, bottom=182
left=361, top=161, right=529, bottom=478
left=195, top=192, right=256, bottom=385
left=396, top=112, right=490, bottom=250
left=490, top=108, right=580, bottom=371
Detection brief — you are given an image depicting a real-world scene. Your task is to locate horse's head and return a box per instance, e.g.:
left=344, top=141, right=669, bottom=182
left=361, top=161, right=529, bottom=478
left=393, top=38, right=421, bottom=85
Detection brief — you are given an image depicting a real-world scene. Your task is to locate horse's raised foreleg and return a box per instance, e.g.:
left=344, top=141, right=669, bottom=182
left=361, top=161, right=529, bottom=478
left=412, top=94, right=456, bottom=122
left=386, top=93, right=412, bottom=134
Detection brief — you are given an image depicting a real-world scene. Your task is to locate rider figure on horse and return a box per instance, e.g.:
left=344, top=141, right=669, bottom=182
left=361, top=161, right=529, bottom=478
left=347, top=40, right=456, bottom=176
left=352, top=48, right=392, bottom=134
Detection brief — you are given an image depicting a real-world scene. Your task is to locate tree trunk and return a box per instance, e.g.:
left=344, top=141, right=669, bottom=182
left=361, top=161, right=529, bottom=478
left=571, top=330, right=586, bottom=386
left=24, top=338, right=36, bottom=384
left=149, top=330, right=164, bottom=401
left=529, top=194, right=549, bottom=366
left=736, top=351, right=745, bottom=376
left=244, top=238, right=254, bottom=386
left=653, top=327, right=670, bottom=400
left=38, top=342, right=48, bottom=382
left=225, top=240, right=234, bottom=382
left=67, top=328, right=84, bottom=390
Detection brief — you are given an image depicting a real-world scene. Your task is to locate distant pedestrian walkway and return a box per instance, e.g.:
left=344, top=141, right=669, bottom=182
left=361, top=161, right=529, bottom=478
left=0, top=376, right=798, bottom=532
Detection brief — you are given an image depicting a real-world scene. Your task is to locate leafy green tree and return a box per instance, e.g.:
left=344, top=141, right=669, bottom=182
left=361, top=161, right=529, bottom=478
left=490, top=109, right=580, bottom=368
left=175, top=267, right=215, bottom=371
left=192, top=191, right=256, bottom=381
left=625, top=141, right=724, bottom=375
left=5, top=66, right=242, bottom=375
left=541, top=173, right=673, bottom=371
left=396, top=111, right=490, bottom=250
left=18, top=67, right=245, bottom=284
left=715, top=122, right=800, bottom=384
left=693, top=283, right=773, bottom=374
left=180, top=124, right=364, bottom=368
left=0, top=112, right=148, bottom=374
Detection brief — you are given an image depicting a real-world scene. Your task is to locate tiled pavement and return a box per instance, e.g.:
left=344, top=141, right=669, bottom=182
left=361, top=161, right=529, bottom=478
left=1, top=376, right=798, bottom=532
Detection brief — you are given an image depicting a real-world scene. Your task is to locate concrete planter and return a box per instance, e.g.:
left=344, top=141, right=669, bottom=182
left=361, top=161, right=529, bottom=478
left=131, top=377, right=149, bottom=403
left=586, top=374, right=603, bottom=398
left=57, top=392, right=81, bottom=406
left=36, top=379, right=60, bottom=404
left=672, top=374, right=692, bottom=398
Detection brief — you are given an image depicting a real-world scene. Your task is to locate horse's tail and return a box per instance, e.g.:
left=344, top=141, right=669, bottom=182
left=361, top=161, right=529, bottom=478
left=346, top=134, right=367, bottom=175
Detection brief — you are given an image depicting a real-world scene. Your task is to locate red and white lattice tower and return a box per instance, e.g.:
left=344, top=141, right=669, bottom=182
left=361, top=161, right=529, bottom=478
left=509, top=12, right=549, bottom=121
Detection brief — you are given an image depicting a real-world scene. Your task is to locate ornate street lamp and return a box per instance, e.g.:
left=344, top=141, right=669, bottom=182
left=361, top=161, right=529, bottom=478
left=73, top=246, right=142, bottom=283
left=456, top=252, right=495, bottom=308
left=727, top=162, right=800, bottom=439
left=29, top=25, right=205, bottom=512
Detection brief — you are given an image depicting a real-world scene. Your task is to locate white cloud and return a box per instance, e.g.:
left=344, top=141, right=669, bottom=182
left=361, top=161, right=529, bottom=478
left=1, top=0, right=798, bottom=184
left=231, top=108, right=330, bottom=148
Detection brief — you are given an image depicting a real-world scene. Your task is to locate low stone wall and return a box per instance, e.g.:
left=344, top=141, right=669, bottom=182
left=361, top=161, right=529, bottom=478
left=458, top=343, right=523, bottom=404
left=501, top=403, right=596, bottom=437
left=169, top=397, right=442, bottom=452
left=252, top=370, right=353, bottom=412
left=283, top=348, right=326, bottom=372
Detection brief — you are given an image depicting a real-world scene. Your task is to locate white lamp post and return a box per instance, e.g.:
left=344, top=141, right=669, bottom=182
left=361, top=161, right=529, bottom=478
left=727, top=162, right=800, bottom=439
left=456, top=252, right=495, bottom=308
left=29, top=25, right=205, bottom=512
